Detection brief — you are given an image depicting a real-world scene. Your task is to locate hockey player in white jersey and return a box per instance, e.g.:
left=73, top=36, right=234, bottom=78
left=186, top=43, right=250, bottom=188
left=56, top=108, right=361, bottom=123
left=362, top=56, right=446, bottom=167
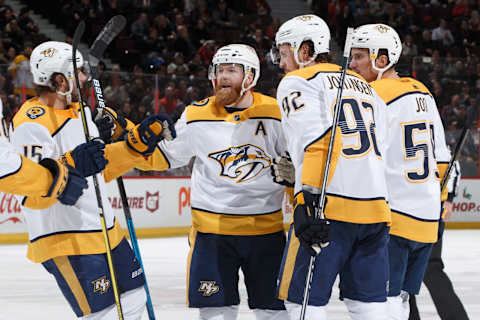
left=0, top=98, right=87, bottom=203
left=98, top=44, right=291, bottom=320
left=272, top=15, right=391, bottom=319
left=9, top=41, right=175, bottom=319
left=349, top=24, right=451, bottom=319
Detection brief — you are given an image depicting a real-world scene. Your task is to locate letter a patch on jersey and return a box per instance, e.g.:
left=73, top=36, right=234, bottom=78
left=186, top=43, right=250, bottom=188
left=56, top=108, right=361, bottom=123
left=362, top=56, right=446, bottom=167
left=198, top=281, right=219, bottom=296
left=255, top=120, right=267, bottom=136
left=208, top=144, right=272, bottom=183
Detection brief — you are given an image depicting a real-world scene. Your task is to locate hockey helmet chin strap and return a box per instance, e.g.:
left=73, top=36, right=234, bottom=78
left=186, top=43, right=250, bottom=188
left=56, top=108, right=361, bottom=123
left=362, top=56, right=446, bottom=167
left=370, top=52, right=395, bottom=80
left=54, top=78, right=75, bottom=105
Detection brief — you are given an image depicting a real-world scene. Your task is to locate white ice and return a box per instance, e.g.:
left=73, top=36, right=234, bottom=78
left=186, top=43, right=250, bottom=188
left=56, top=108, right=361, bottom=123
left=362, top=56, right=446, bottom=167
left=1, top=229, right=479, bottom=319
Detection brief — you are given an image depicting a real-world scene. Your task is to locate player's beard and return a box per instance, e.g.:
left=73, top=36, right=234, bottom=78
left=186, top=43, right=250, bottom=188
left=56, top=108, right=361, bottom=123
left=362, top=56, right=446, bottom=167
left=215, top=82, right=242, bottom=107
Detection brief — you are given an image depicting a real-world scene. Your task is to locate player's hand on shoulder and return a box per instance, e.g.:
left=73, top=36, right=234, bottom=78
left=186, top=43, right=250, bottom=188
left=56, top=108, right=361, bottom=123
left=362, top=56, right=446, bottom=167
left=271, top=152, right=295, bottom=187
left=92, top=107, right=135, bottom=144
left=126, top=113, right=177, bottom=156
left=293, top=188, right=330, bottom=256
left=39, top=158, right=88, bottom=206
left=61, top=139, right=108, bottom=177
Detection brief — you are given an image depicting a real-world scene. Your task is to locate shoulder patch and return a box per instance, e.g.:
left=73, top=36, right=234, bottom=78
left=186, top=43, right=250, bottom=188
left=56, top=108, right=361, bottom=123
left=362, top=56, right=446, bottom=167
left=192, top=98, right=209, bottom=107
left=26, top=107, right=45, bottom=120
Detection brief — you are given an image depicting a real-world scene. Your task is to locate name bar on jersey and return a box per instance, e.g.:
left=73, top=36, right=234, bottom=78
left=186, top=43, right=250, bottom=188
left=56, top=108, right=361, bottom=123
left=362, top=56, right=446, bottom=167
left=326, top=75, right=373, bottom=96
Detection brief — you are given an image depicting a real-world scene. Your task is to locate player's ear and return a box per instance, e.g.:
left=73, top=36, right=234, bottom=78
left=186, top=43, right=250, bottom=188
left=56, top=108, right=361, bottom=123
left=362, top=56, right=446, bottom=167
left=299, top=42, right=310, bottom=61
left=376, top=54, right=389, bottom=68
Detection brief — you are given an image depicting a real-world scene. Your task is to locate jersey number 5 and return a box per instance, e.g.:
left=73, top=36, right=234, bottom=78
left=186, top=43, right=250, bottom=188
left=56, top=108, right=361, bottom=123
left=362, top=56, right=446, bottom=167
left=402, top=121, right=438, bottom=182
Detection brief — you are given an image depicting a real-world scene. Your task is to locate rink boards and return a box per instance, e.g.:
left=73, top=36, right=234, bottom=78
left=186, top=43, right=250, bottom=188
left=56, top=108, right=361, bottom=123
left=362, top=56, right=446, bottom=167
left=0, top=177, right=479, bottom=244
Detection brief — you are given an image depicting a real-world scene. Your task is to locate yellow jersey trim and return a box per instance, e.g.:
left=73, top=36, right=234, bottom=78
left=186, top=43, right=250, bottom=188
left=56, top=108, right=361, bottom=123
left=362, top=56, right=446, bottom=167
left=191, top=208, right=284, bottom=235
left=283, top=63, right=366, bottom=82
left=13, top=98, right=81, bottom=134
left=370, top=78, right=431, bottom=106
left=324, top=193, right=391, bottom=224
left=186, top=92, right=281, bottom=124
left=390, top=210, right=438, bottom=243
left=27, top=220, right=125, bottom=263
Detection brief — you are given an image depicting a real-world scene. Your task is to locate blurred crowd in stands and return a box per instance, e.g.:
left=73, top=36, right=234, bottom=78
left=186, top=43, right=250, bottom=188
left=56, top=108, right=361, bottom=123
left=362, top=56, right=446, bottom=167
left=0, top=0, right=479, bottom=175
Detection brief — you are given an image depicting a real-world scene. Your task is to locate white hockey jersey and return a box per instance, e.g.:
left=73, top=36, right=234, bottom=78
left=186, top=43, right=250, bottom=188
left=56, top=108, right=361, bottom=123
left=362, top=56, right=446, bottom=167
left=10, top=98, right=132, bottom=263
left=0, top=99, right=57, bottom=197
left=277, top=63, right=391, bottom=224
left=137, top=92, right=290, bottom=235
left=371, top=78, right=451, bottom=243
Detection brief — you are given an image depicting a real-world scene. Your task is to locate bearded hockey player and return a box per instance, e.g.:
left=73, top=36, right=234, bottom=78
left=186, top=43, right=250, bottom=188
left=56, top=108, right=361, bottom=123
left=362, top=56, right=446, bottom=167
left=349, top=24, right=451, bottom=319
left=99, top=43, right=290, bottom=320
left=272, top=15, right=391, bottom=319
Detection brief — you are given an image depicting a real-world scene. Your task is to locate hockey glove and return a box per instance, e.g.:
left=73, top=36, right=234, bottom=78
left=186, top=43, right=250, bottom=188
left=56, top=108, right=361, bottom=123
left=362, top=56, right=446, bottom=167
left=92, top=107, right=135, bottom=144
left=39, top=158, right=88, bottom=206
left=61, top=139, right=108, bottom=177
left=126, top=114, right=176, bottom=156
left=271, top=153, right=295, bottom=187
left=293, top=189, right=330, bottom=256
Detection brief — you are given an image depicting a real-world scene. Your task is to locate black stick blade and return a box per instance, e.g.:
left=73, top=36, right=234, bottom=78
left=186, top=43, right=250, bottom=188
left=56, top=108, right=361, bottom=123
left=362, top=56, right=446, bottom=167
left=89, top=15, right=127, bottom=65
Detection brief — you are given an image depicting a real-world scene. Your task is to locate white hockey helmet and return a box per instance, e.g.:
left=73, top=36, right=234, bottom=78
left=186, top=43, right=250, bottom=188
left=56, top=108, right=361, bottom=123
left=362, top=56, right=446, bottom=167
left=272, top=14, right=330, bottom=68
left=351, top=24, right=402, bottom=78
left=209, top=44, right=260, bottom=97
left=30, top=41, right=84, bottom=104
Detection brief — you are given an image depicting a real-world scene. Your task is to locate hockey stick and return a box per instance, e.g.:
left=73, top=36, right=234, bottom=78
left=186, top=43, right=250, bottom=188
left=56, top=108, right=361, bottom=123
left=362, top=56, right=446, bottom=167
left=299, top=27, right=354, bottom=320
left=72, top=21, right=124, bottom=320
left=88, top=15, right=157, bottom=320
left=440, top=106, right=477, bottom=192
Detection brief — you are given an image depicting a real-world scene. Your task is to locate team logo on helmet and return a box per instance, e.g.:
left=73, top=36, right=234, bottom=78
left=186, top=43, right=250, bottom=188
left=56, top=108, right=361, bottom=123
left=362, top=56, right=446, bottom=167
left=297, top=15, right=313, bottom=21
left=40, top=48, right=57, bottom=58
left=376, top=25, right=390, bottom=33
left=26, top=106, right=45, bottom=119
left=208, top=144, right=272, bottom=183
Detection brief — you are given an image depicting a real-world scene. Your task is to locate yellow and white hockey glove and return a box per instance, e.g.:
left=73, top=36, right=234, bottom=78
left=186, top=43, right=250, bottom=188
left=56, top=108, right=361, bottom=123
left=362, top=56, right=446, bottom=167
left=126, top=114, right=176, bottom=156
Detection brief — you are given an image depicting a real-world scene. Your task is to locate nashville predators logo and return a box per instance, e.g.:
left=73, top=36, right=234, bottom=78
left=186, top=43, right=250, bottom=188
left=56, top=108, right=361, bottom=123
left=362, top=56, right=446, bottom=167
left=208, top=144, right=272, bottom=183
left=376, top=25, right=389, bottom=33
left=296, top=15, right=313, bottom=21
left=26, top=106, right=45, bottom=119
left=40, top=48, right=57, bottom=57
left=198, top=281, right=219, bottom=296
left=92, top=276, right=110, bottom=294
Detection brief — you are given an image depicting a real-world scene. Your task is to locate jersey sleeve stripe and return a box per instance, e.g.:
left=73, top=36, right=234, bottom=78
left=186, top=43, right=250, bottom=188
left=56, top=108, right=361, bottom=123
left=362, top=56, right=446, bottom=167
left=303, top=126, right=332, bottom=152
left=0, top=157, right=22, bottom=179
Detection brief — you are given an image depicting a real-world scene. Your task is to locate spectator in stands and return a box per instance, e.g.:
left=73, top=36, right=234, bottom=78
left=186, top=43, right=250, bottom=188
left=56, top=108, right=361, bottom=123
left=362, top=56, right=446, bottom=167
left=153, top=14, right=174, bottom=41
left=452, top=0, right=471, bottom=18
left=417, top=26, right=436, bottom=57
left=0, top=40, right=10, bottom=64
left=18, top=8, right=38, bottom=36
left=8, top=42, right=34, bottom=98
left=131, top=12, right=150, bottom=42
left=174, top=24, right=195, bottom=59
left=4, top=19, right=25, bottom=47
left=402, top=34, right=418, bottom=57
left=190, top=19, right=209, bottom=49
left=197, top=40, right=216, bottom=64
left=184, top=86, right=200, bottom=105
left=248, top=28, right=271, bottom=59
left=159, top=85, right=184, bottom=116
left=212, top=0, right=239, bottom=29
left=432, top=19, right=455, bottom=47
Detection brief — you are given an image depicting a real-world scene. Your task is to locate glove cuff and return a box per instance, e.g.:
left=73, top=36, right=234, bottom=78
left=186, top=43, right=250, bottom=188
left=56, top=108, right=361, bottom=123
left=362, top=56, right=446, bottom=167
left=59, top=151, right=75, bottom=168
left=39, top=158, right=68, bottom=198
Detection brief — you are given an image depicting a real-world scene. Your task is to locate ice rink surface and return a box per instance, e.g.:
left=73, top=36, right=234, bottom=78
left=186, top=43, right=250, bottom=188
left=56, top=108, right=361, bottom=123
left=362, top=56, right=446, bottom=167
left=1, top=229, right=479, bottom=319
